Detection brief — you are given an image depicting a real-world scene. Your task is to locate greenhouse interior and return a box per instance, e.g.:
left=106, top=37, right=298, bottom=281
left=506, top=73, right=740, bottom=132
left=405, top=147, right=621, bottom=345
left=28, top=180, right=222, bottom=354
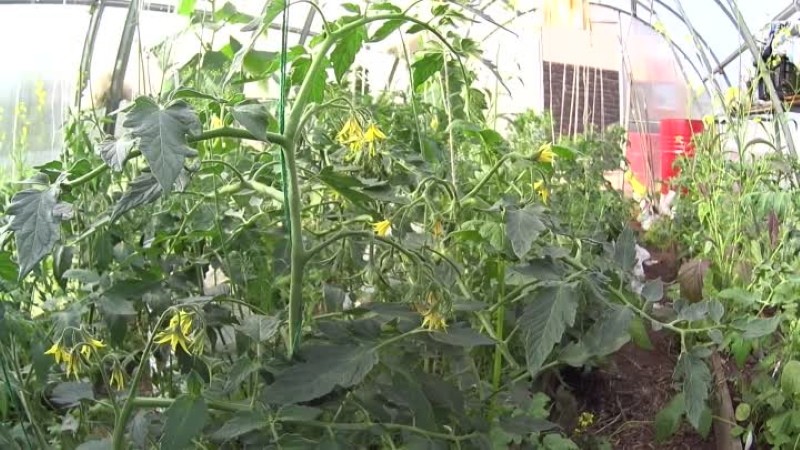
left=3, top=0, right=800, bottom=448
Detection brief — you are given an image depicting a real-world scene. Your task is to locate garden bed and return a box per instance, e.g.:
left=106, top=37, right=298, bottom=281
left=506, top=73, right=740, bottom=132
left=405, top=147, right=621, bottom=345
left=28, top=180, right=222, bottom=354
left=569, top=329, right=715, bottom=449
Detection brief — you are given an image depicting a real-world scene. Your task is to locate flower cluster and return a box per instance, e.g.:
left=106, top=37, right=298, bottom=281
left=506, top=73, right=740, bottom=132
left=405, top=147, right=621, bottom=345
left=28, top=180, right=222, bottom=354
left=418, top=292, right=448, bottom=332
left=154, top=309, right=196, bottom=354
left=336, top=116, right=387, bottom=158
left=45, top=334, right=105, bottom=379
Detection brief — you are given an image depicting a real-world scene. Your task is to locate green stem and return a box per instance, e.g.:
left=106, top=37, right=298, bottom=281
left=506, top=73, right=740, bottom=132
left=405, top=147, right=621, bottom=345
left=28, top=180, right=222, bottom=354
left=462, top=152, right=528, bottom=201
left=491, top=261, right=505, bottom=391
left=112, top=309, right=173, bottom=450
left=124, top=396, right=477, bottom=442
left=305, top=231, right=418, bottom=264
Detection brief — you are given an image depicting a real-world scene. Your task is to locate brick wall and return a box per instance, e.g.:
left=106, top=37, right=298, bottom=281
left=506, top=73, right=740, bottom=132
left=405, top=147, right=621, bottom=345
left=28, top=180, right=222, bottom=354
left=542, top=61, right=620, bottom=137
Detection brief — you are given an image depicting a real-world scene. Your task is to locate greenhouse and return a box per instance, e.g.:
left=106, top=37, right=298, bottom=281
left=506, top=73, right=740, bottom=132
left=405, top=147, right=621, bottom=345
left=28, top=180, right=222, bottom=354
left=1, top=0, right=800, bottom=448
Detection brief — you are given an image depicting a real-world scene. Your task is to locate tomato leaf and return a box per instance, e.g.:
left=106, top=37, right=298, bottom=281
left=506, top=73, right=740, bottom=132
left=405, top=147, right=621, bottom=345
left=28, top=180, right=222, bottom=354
left=264, top=344, right=379, bottom=404
left=505, top=204, right=546, bottom=259
left=123, top=97, right=200, bottom=194
left=331, top=25, right=365, bottom=82
left=111, top=173, right=162, bottom=221
left=98, top=136, right=135, bottom=172
left=655, top=393, right=685, bottom=442
left=520, top=284, right=580, bottom=376
left=411, top=53, right=444, bottom=89
left=8, top=187, right=60, bottom=279
left=676, top=352, right=711, bottom=429
left=160, top=395, right=208, bottom=450
left=231, top=101, right=277, bottom=141
left=212, top=411, right=267, bottom=442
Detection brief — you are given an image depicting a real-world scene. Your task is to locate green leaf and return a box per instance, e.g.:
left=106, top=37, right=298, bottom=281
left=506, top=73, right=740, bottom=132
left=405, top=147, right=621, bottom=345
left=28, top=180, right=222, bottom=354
left=231, top=102, right=276, bottom=141
left=676, top=352, right=711, bottom=429
left=8, top=188, right=60, bottom=279
left=131, top=410, right=156, bottom=449
left=655, top=393, right=685, bottom=442
left=734, top=315, right=781, bottom=339
left=498, top=416, right=557, bottom=435
left=429, top=326, right=494, bottom=348
left=641, top=279, right=664, bottom=303
left=98, top=136, right=135, bottom=172
left=178, top=0, right=196, bottom=16
left=331, top=25, right=365, bottom=82
left=61, top=269, right=100, bottom=284
left=235, top=315, right=280, bottom=343
left=677, top=301, right=710, bottom=322
left=559, top=306, right=633, bottom=366
left=628, top=316, right=653, bottom=350
left=505, top=204, right=546, bottom=259
left=276, top=405, right=324, bottom=421
left=123, top=97, right=200, bottom=193
left=76, top=439, right=112, bottom=450
left=317, top=167, right=373, bottom=205
left=520, top=284, right=580, bottom=376
left=290, top=55, right=328, bottom=103
left=0, top=252, right=19, bottom=284
left=735, top=403, right=751, bottom=422
left=50, top=382, right=95, bottom=408
left=212, top=411, right=267, bottom=442
left=111, top=173, right=162, bottom=221
left=265, top=344, right=379, bottom=404
left=160, top=395, right=208, bottom=450
left=549, top=144, right=579, bottom=160
left=542, top=434, right=579, bottom=450
left=370, top=2, right=401, bottom=12
left=717, top=287, right=757, bottom=307
left=98, top=296, right=137, bottom=317
left=370, top=19, right=403, bottom=42
left=584, top=306, right=634, bottom=356
left=411, top=52, right=444, bottom=89
left=342, top=3, right=360, bottom=13
left=781, top=360, right=800, bottom=395
left=613, top=227, right=636, bottom=271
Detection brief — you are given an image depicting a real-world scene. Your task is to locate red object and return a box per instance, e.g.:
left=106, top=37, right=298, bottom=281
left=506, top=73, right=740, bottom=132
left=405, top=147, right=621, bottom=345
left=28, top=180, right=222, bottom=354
left=658, top=119, right=704, bottom=194
left=626, top=131, right=659, bottom=188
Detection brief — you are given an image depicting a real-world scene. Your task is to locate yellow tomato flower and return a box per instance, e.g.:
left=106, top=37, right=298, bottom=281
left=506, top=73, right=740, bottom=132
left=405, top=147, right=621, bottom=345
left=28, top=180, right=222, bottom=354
left=533, top=181, right=550, bottom=204
left=80, top=337, right=106, bottom=359
left=574, top=411, right=595, bottom=434
left=537, top=143, right=555, bottom=164
left=154, top=310, right=194, bottom=354
left=362, top=123, right=387, bottom=157
left=210, top=116, right=224, bottom=129
left=422, top=310, right=448, bottom=331
left=432, top=220, right=444, bottom=238
left=44, top=340, right=70, bottom=364
left=336, top=117, right=364, bottom=152
left=372, top=219, right=392, bottom=237
left=65, top=351, right=80, bottom=379
left=110, top=363, right=125, bottom=390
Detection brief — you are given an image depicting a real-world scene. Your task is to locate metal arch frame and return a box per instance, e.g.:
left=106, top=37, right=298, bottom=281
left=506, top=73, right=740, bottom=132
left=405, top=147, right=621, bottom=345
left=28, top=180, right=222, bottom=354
left=635, top=0, right=731, bottom=86
left=0, top=0, right=316, bottom=36
left=588, top=2, right=702, bottom=83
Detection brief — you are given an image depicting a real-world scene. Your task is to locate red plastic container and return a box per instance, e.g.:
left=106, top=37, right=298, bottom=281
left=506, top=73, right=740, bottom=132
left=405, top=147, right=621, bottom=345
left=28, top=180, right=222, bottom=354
left=658, top=119, right=704, bottom=194
left=626, top=131, right=659, bottom=188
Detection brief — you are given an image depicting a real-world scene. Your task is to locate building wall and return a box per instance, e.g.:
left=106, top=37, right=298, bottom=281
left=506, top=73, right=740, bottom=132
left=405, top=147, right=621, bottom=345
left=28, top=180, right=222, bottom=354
left=543, top=61, right=621, bottom=137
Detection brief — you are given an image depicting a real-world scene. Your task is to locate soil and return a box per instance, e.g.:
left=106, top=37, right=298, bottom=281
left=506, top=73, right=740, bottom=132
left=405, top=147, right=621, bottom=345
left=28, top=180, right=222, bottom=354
left=557, top=241, right=716, bottom=449
left=565, top=330, right=716, bottom=450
